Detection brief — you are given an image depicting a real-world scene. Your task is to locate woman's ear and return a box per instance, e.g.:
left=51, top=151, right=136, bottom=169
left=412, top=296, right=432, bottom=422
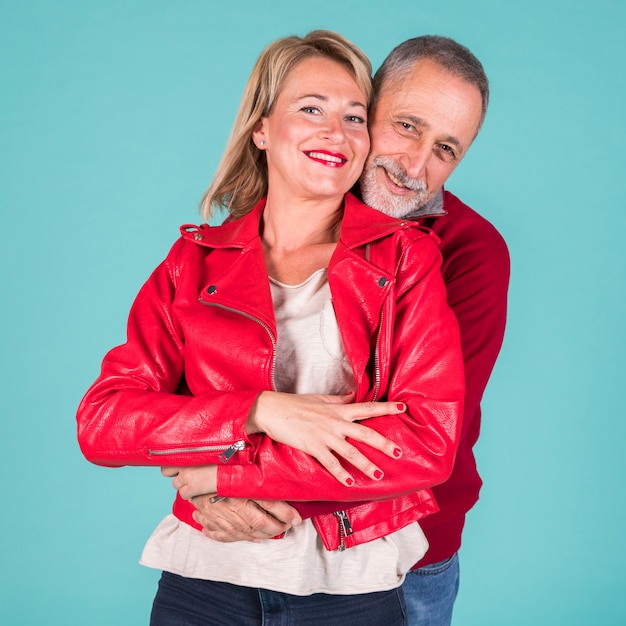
left=252, top=118, right=267, bottom=149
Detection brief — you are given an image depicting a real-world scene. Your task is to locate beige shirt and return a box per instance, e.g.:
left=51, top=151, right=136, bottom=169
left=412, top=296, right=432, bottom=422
left=140, top=269, right=428, bottom=594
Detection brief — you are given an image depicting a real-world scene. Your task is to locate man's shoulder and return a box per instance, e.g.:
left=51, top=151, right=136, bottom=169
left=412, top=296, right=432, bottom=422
left=442, top=190, right=502, bottom=232
left=430, top=190, right=508, bottom=253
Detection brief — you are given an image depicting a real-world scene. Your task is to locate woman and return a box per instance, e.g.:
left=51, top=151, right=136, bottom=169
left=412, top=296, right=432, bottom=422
left=77, top=30, right=464, bottom=625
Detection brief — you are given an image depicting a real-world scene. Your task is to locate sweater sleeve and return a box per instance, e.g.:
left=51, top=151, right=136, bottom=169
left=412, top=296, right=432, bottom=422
left=438, top=204, right=510, bottom=445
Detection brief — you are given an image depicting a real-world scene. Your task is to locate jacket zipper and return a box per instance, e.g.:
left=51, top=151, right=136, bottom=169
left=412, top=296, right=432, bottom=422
left=148, top=440, right=246, bottom=460
left=334, top=510, right=354, bottom=552
left=371, top=306, right=385, bottom=402
left=372, top=341, right=381, bottom=402
left=218, top=440, right=247, bottom=462
left=160, top=300, right=274, bottom=466
left=198, top=300, right=277, bottom=390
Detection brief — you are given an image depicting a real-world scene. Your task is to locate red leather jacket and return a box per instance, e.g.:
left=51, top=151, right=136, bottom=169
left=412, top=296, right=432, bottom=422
left=77, top=193, right=464, bottom=551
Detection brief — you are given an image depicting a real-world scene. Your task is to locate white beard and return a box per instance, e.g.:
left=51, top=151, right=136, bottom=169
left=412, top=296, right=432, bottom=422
left=359, top=156, right=431, bottom=219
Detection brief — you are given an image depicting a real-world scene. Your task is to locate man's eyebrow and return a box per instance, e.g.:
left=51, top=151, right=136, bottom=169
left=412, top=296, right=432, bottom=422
left=441, top=135, right=464, bottom=153
left=399, top=114, right=464, bottom=151
left=397, top=114, right=429, bottom=130
left=401, top=114, right=464, bottom=153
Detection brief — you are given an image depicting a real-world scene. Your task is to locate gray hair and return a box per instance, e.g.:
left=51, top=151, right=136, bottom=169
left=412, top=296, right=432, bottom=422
left=373, top=35, right=489, bottom=131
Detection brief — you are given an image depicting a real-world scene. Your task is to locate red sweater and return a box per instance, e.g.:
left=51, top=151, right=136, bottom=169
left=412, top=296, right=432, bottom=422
left=412, top=190, right=510, bottom=567
left=271, top=189, right=509, bottom=566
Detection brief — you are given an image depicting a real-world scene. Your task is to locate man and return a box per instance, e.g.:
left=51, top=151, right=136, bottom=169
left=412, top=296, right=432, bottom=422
left=191, top=36, right=509, bottom=625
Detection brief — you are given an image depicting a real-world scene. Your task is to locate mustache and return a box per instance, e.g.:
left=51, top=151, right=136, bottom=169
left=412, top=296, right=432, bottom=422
left=373, top=156, right=427, bottom=192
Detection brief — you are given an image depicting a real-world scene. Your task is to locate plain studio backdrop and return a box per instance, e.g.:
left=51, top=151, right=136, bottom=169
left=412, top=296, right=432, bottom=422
left=1, top=1, right=624, bottom=624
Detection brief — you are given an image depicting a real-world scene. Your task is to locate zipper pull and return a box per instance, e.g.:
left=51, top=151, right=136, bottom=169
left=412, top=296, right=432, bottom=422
left=334, top=510, right=354, bottom=552
left=218, top=440, right=246, bottom=463
left=336, top=510, right=354, bottom=536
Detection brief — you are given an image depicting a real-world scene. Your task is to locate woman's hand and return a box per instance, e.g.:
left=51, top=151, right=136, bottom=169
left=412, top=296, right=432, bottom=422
left=246, top=391, right=405, bottom=486
left=161, top=465, right=218, bottom=500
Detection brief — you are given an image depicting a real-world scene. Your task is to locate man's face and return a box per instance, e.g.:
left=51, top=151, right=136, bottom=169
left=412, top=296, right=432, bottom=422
left=360, top=59, right=483, bottom=218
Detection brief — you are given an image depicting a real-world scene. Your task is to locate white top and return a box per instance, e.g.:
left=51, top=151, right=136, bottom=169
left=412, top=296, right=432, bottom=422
left=140, top=269, right=427, bottom=595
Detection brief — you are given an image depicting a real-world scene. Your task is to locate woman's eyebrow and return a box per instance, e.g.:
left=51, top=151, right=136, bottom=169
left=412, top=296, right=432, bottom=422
left=297, top=94, right=367, bottom=109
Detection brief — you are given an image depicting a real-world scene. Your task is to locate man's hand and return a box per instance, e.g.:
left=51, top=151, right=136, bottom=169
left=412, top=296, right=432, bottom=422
left=192, top=496, right=302, bottom=543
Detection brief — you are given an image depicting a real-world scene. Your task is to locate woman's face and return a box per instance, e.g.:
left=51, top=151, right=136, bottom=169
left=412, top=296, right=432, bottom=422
left=253, top=56, right=370, bottom=204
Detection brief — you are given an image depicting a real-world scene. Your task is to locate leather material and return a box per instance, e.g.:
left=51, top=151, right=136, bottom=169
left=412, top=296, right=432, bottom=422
left=77, top=193, right=464, bottom=550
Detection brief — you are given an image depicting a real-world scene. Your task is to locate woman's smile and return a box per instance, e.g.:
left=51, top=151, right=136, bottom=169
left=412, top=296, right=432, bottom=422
left=304, top=150, right=348, bottom=167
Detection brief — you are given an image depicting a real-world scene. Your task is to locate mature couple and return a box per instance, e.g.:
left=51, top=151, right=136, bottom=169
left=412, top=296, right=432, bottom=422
left=78, top=29, right=509, bottom=626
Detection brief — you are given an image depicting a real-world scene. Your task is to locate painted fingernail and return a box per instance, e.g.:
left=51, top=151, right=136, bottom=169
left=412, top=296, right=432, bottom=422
left=397, top=403, right=405, bottom=411
left=346, top=477, right=354, bottom=486
left=374, top=470, right=383, bottom=480
left=393, top=448, right=402, bottom=458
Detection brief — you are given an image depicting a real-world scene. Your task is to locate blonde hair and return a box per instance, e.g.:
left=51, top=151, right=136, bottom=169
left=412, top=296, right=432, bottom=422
left=200, top=30, right=372, bottom=220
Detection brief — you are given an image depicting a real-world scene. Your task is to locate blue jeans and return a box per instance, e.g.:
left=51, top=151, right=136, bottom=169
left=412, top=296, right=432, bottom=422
left=401, top=553, right=459, bottom=626
left=150, top=571, right=407, bottom=625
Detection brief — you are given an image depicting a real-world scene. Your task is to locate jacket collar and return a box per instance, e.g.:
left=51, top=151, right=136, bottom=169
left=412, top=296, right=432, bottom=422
left=339, top=192, right=421, bottom=248
left=180, top=197, right=267, bottom=249
left=181, top=192, right=417, bottom=250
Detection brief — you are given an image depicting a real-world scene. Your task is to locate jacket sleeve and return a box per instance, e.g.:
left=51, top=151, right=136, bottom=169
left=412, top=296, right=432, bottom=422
left=217, top=234, right=465, bottom=502
left=76, top=238, right=260, bottom=467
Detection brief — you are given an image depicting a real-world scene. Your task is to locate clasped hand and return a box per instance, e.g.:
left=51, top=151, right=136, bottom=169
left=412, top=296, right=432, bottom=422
left=162, top=392, right=405, bottom=543
left=247, top=391, right=404, bottom=485
left=163, top=391, right=404, bottom=500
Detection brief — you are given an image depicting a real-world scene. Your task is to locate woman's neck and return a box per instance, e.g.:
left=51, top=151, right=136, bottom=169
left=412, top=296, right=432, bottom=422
left=261, top=193, right=343, bottom=251
left=261, top=191, right=344, bottom=284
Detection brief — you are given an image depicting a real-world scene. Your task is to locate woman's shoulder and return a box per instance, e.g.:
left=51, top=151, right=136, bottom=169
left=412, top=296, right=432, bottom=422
left=176, top=201, right=264, bottom=250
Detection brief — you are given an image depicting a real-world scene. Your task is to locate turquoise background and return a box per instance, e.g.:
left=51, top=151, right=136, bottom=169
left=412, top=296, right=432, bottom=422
left=1, top=1, right=625, bottom=624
